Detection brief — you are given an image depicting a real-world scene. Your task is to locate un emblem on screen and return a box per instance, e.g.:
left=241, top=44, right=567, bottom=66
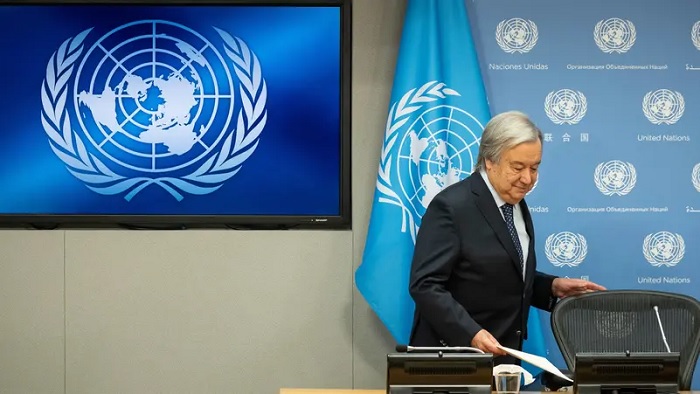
left=594, top=160, right=636, bottom=196
left=376, top=81, right=482, bottom=241
left=642, top=89, right=685, bottom=125
left=545, top=231, right=587, bottom=268
left=544, top=89, right=587, bottom=125
left=643, top=231, right=685, bottom=267
left=40, top=21, right=268, bottom=200
left=495, top=18, right=538, bottom=54
left=594, top=18, right=636, bottom=53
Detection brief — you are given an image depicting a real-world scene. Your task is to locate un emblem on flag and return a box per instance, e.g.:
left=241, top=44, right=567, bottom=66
left=545, top=231, right=587, bottom=268
left=40, top=21, right=267, bottom=201
left=376, top=81, right=483, bottom=241
left=643, top=231, right=685, bottom=267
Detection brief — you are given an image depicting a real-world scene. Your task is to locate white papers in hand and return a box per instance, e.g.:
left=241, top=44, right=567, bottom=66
left=497, top=345, right=573, bottom=383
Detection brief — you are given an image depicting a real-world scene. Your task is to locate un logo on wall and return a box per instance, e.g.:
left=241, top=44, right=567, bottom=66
left=376, top=81, right=482, bottom=242
left=40, top=21, right=268, bottom=201
left=545, top=231, right=587, bottom=268
left=691, top=21, right=700, bottom=50
left=526, top=178, right=538, bottom=195
left=643, top=231, right=685, bottom=267
left=594, top=160, right=637, bottom=196
left=495, top=18, right=538, bottom=54
left=594, top=18, right=636, bottom=53
left=544, top=89, right=587, bottom=125
left=642, top=89, right=685, bottom=125
left=693, top=163, right=700, bottom=192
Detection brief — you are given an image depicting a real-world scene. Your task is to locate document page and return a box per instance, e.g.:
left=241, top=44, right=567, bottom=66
left=497, top=345, right=573, bottom=382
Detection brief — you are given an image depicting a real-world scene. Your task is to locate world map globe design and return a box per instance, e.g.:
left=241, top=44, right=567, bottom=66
left=597, top=160, right=635, bottom=192
left=396, top=106, right=482, bottom=220
left=597, top=18, right=634, bottom=50
left=499, top=18, right=536, bottom=49
left=546, top=232, right=586, bottom=266
left=73, top=20, right=235, bottom=173
left=547, top=89, right=586, bottom=123
left=645, top=89, right=683, bottom=123
left=645, top=231, right=684, bottom=266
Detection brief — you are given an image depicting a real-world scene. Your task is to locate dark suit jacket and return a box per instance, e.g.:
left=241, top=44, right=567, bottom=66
left=408, top=172, right=557, bottom=361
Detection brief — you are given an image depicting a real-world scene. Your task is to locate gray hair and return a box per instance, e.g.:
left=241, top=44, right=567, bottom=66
left=474, top=111, right=543, bottom=172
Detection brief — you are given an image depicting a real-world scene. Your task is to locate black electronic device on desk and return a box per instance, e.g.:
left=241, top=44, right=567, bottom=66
left=386, top=345, right=493, bottom=394
left=573, top=351, right=680, bottom=394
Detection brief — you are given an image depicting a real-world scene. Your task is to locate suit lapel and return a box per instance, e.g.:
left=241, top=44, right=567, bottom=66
left=519, top=198, right=535, bottom=281
left=471, top=173, right=524, bottom=277
left=520, top=198, right=534, bottom=239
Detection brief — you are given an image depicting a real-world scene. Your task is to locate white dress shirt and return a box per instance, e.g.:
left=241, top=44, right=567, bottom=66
left=480, top=170, right=529, bottom=278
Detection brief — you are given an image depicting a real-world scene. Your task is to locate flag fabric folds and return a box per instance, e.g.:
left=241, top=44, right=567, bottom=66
left=355, top=0, right=490, bottom=345
left=521, top=308, right=548, bottom=377
left=354, top=0, right=550, bottom=380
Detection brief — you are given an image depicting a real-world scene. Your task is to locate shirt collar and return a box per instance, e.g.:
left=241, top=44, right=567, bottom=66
left=480, top=169, right=509, bottom=209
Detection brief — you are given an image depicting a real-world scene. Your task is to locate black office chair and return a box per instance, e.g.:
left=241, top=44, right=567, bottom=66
left=542, top=290, right=700, bottom=391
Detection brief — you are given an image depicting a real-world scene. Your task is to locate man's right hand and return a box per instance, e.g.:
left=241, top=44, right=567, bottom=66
left=471, top=329, right=506, bottom=355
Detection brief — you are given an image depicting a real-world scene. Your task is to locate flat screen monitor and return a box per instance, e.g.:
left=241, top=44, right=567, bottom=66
left=574, top=352, right=680, bottom=394
left=386, top=352, right=493, bottom=394
left=0, top=0, right=351, bottom=229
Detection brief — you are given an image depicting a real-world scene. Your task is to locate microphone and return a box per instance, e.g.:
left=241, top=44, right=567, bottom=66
left=653, top=305, right=672, bottom=353
left=395, top=344, right=485, bottom=354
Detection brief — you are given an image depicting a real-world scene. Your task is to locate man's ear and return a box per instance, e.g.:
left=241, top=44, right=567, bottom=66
left=484, top=159, right=494, bottom=171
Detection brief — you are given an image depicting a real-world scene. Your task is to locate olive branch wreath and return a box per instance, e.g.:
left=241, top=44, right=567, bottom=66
left=495, top=19, right=538, bottom=54
left=544, top=90, right=587, bottom=125
left=692, top=163, right=700, bottom=193
left=642, top=90, right=684, bottom=125
left=643, top=232, right=684, bottom=267
left=376, top=81, right=459, bottom=242
left=593, top=161, right=637, bottom=196
left=692, top=21, right=700, bottom=51
left=594, top=19, right=636, bottom=54
left=544, top=232, right=587, bottom=268
left=40, top=27, right=267, bottom=201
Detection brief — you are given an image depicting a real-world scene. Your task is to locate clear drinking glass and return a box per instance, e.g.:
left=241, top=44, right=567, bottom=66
left=495, top=371, right=521, bottom=394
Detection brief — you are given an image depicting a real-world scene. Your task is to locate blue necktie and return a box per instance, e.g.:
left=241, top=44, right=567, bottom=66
left=501, top=203, right=523, bottom=267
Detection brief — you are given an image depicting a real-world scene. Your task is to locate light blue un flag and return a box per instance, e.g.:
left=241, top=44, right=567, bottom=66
left=355, top=0, right=548, bottom=379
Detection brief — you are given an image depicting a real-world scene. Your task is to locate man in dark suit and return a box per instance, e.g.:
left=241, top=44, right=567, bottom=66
left=408, top=110, right=605, bottom=364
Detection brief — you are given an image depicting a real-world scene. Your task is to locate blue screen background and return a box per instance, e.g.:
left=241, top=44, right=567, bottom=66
left=0, top=5, right=342, bottom=216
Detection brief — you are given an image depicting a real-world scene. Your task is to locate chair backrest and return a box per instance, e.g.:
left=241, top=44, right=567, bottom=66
left=550, top=290, right=700, bottom=390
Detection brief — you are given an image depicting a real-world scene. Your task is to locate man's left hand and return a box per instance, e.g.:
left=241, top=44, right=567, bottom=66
left=552, top=278, right=606, bottom=298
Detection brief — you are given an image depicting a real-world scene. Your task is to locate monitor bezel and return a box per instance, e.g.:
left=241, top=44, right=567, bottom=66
left=0, top=0, right=352, bottom=230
